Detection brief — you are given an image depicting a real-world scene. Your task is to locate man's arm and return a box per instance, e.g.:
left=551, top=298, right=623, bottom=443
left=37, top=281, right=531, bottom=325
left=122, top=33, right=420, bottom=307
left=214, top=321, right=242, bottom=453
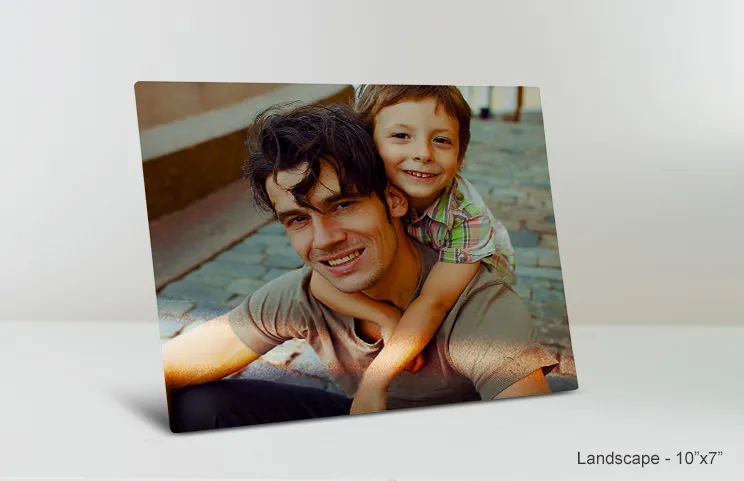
left=447, top=277, right=559, bottom=401
left=162, top=315, right=260, bottom=394
left=162, top=269, right=312, bottom=398
left=493, top=368, right=552, bottom=399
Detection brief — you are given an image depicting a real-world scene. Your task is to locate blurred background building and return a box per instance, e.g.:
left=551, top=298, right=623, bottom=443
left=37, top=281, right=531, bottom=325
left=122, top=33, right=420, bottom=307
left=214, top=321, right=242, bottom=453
left=135, top=82, right=355, bottom=222
left=136, top=83, right=541, bottom=221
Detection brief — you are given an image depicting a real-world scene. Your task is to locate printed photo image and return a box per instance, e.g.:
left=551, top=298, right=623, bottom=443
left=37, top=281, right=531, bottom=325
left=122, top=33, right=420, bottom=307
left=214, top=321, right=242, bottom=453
left=135, top=82, right=578, bottom=433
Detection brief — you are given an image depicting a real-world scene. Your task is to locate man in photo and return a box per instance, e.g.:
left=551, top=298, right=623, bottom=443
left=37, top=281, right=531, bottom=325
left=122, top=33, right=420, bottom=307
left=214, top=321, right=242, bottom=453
left=162, top=101, right=558, bottom=433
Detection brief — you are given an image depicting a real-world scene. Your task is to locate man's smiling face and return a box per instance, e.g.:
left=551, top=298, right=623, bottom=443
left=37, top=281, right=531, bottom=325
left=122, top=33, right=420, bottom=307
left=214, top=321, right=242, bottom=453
left=267, top=160, right=402, bottom=293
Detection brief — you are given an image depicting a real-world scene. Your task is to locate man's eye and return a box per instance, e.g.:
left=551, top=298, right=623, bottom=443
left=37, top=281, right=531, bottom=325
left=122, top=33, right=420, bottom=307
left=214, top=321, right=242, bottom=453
left=334, top=201, right=354, bottom=210
left=286, top=216, right=307, bottom=226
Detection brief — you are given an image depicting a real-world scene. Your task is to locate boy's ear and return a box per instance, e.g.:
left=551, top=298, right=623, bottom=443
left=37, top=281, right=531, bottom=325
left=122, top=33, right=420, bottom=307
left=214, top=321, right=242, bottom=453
left=457, top=149, right=466, bottom=169
left=385, top=183, right=408, bottom=218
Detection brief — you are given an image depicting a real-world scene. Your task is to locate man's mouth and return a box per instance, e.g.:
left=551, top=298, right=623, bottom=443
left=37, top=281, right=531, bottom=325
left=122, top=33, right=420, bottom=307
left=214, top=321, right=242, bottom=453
left=404, top=170, right=438, bottom=179
left=322, top=249, right=364, bottom=267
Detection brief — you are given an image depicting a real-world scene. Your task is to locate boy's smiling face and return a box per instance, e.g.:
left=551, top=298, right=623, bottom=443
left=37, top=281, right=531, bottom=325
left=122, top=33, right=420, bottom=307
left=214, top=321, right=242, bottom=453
left=373, top=97, right=461, bottom=212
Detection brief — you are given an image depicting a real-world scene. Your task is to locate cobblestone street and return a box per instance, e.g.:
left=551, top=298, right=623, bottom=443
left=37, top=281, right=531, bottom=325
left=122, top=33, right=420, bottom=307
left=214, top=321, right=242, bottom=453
left=156, top=116, right=576, bottom=394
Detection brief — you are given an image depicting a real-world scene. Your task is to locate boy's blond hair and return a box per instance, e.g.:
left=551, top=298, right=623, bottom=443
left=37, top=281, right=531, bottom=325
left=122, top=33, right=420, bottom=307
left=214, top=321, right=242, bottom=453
left=353, top=85, right=472, bottom=162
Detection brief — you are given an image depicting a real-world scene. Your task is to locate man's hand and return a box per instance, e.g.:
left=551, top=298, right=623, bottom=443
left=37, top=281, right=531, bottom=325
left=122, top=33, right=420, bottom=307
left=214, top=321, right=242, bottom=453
left=350, top=385, right=388, bottom=414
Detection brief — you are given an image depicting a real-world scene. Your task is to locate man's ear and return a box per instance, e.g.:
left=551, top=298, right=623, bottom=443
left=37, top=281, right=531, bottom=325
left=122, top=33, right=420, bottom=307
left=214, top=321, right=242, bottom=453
left=385, top=183, right=408, bottom=218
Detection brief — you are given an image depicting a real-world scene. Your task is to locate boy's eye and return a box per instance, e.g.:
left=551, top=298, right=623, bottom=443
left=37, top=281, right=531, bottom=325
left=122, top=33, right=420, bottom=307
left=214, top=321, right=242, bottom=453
left=434, top=137, right=452, bottom=145
left=392, top=133, right=410, bottom=139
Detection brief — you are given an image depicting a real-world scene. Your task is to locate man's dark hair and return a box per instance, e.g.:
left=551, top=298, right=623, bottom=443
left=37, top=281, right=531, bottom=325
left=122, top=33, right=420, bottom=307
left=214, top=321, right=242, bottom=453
left=244, top=101, right=390, bottom=218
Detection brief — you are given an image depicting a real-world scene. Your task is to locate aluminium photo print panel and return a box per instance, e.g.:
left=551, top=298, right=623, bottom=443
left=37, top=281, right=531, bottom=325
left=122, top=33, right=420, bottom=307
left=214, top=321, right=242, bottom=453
left=134, top=82, right=578, bottom=433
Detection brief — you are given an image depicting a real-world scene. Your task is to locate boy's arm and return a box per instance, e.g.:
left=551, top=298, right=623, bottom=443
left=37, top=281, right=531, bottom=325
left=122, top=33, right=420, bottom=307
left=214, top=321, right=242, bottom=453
left=359, top=261, right=480, bottom=390
left=310, top=269, right=402, bottom=330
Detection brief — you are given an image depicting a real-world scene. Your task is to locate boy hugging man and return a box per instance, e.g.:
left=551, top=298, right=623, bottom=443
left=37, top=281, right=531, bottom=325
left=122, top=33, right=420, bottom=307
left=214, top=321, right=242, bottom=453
left=310, top=85, right=516, bottom=413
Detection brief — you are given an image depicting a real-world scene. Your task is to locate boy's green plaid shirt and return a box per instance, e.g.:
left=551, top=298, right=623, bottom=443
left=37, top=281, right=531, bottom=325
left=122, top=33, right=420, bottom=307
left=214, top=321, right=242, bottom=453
left=405, top=174, right=516, bottom=283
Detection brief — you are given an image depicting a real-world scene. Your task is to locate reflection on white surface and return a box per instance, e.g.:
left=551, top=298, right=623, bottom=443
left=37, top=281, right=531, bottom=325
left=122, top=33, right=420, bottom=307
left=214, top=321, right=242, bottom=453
left=0, top=322, right=742, bottom=480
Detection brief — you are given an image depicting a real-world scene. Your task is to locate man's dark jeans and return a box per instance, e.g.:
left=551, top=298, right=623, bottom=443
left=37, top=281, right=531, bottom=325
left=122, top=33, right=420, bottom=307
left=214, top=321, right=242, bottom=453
left=169, top=379, right=352, bottom=433
left=169, top=375, right=577, bottom=433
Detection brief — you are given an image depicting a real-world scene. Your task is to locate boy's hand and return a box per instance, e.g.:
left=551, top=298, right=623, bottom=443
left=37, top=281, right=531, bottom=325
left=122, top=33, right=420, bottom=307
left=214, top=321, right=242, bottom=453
left=350, top=386, right=388, bottom=414
left=375, top=305, right=403, bottom=333
left=405, top=353, right=425, bottom=373
left=380, top=325, right=425, bottom=373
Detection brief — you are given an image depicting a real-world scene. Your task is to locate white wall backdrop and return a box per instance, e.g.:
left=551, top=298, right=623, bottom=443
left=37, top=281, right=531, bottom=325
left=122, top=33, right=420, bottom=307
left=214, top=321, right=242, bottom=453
left=1, top=0, right=742, bottom=326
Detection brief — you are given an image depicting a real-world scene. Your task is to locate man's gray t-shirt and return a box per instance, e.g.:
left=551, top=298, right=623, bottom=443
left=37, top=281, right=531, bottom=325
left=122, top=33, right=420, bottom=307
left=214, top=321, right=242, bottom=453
left=228, top=241, right=557, bottom=408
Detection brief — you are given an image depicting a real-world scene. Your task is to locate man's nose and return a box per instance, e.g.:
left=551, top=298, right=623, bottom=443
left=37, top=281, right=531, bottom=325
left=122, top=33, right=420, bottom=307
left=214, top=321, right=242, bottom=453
left=311, top=216, right=345, bottom=250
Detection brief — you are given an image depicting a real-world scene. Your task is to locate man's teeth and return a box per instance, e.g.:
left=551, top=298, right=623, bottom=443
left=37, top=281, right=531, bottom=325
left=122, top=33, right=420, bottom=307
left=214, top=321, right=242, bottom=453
left=327, top=250, right=362, bottom=267
left=406, top=170, right=435, bottom=178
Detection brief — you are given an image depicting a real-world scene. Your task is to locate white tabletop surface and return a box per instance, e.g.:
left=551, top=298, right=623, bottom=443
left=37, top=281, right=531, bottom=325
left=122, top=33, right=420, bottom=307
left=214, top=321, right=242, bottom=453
left=0, top=321, right=742, bottom=481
